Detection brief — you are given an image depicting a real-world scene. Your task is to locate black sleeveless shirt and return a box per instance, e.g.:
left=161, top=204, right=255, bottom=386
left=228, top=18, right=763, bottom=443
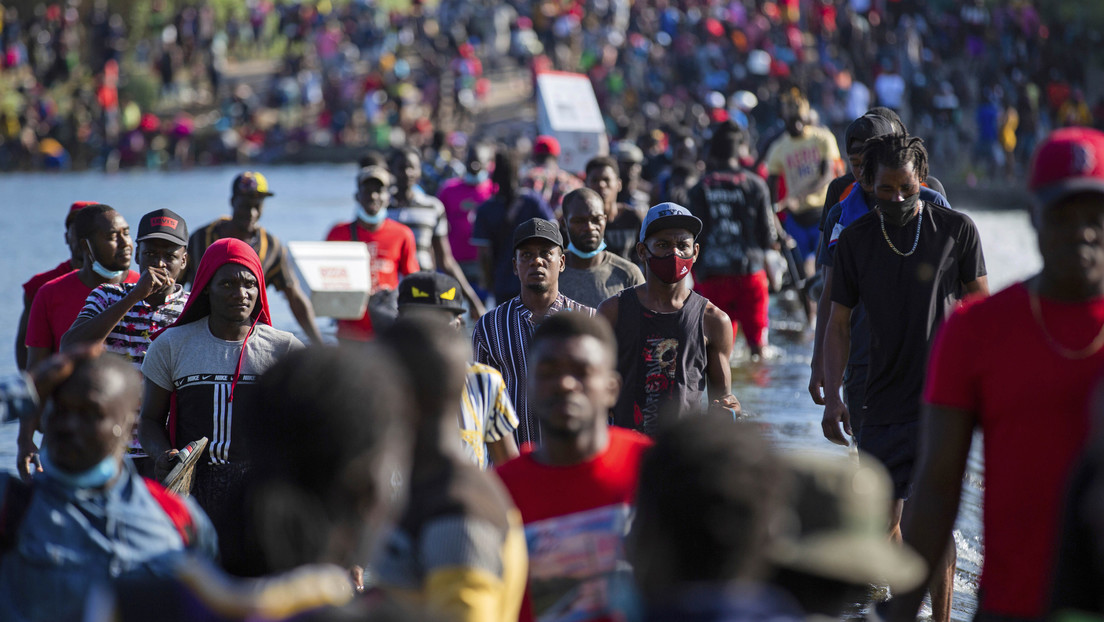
left=611, top=287, right=708, bottom=436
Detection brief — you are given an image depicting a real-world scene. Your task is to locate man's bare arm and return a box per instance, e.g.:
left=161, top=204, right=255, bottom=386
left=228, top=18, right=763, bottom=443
left=703, top=303, right=740, bottom=411
left=433, top=235, right=486, bottom=317
left=15, top=295, right=31, bottom=370
left=887, top=404, right=976, bottom=621
left=809, top=266, right=834, bottom=404
left=487, top=435, right=520, bottom=467
left=284, top=284, right=324, bottom=344
left=964, top=276, right=989, bottom=297
left=821, top=301, right=853, bottom=445
left=137, top=379, right=178, bottom=480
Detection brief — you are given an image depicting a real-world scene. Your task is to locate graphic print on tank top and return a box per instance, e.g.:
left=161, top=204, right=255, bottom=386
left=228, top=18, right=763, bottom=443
left=637, top=336, right=680, bottom=430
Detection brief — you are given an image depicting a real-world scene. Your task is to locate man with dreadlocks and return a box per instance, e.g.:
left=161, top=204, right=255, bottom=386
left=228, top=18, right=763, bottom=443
left=820, top=133, right=988, bottom=622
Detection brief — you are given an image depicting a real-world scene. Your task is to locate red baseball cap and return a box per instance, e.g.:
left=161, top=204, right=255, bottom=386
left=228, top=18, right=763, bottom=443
left=1029, top=127, right=1104, bottom=208
left=65, top=201, right=100, bottom=227
left=533, top=135, right=560, bottom=157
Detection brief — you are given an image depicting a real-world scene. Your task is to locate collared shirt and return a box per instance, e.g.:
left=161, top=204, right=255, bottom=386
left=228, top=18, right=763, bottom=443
left=461, top=363, right=520, bottom=470
left=0, top=460, right=217, bottom=622
left=472, top=294, right=594, bottom=447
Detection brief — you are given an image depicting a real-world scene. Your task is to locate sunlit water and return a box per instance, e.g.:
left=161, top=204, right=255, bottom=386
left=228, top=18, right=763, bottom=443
left=0, top=166, right=1042, bottom=619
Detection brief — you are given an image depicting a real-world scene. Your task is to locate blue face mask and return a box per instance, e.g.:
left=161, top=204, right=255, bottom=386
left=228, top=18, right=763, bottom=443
left=463, top=170, right=489, bottom=185
left=567, top=240, right=607, bottom=259
left=40, top=447, right=120, bottom=489
left=86, top=241, right=127, bottom=280
left=356, top=204, right=387, bottom=226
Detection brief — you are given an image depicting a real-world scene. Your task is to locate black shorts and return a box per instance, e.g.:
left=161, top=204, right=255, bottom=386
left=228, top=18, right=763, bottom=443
left=857, top=420, right=919, bottom=500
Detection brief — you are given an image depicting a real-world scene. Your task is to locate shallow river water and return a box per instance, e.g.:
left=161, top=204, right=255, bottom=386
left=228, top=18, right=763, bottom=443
left=0, top=165, right=1044, bottom=619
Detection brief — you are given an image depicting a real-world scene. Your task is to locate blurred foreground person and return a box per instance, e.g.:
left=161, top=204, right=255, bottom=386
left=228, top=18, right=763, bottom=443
left=110, top=346, right=418, bottom=621
left=770, top=454, right=926, bottom=620
left=630, top=414, right=794, bottom=621
left=891, top=128, right=1104, bottom=621
left=375, top=317, right=527, bottom=622
left=496, top=312, right=652, bottom=622
left=0, top=348, right=216, bottom=622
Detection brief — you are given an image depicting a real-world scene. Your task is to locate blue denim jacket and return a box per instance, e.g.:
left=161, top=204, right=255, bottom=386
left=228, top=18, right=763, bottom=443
left=0, top=459, right=218, bottom=621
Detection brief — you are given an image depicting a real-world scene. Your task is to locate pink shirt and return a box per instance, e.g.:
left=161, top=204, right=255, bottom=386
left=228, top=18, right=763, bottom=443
left=437, top=177, right=493, bottom=263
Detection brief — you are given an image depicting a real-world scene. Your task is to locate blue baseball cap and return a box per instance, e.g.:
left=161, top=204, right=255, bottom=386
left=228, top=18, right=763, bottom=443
left=639, top=202, right=703, bottom=243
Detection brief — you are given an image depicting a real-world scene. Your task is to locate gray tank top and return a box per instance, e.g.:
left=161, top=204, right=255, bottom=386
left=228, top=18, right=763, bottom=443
left=611, top=287, right=708, bottom=436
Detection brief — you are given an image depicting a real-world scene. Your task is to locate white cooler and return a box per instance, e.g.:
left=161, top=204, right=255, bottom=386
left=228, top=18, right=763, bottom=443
left=286, top=241, right=371, bottom=319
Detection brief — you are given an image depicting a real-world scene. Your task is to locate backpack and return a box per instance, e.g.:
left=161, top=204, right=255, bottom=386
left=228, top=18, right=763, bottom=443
left=0, top=474, right=197, bottom=552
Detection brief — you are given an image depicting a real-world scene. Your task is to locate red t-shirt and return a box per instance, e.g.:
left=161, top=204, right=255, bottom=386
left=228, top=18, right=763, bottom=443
left=25, top=270, right=140, bottom=352
left=325, top=219, right=419, bottom=340
left=925, top=282, right=1104, bottom=618
left=22, top=260, right=75, bottom=304
left=496, top=427, right=653, bottom=622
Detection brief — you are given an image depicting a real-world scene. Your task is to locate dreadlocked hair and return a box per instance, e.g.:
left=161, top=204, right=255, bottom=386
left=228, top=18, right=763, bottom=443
left=859, top=134, right=928, bottom=189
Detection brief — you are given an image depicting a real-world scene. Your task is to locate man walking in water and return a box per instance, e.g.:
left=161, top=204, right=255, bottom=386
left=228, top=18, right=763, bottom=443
left=890, top=127, right=1104, bottom=621
left=822, top=134, right=988, bottom=622
left=597, top=203, right=740, bottom=436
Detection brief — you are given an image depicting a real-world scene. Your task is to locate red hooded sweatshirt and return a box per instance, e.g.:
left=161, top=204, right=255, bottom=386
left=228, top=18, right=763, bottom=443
left=155, top=238, right=274, bottom=445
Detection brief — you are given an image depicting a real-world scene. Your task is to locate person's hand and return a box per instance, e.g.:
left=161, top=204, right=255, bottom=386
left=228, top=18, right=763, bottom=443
left=468, top=298, right=486, bottom=321
left=155, top=449, right=180, bottom=481
left=709, top=394, right=742, bottom=419
left=16, top=437, right=41, bottom=483
left=131, top=267, right=174, bottom=301
left=821, top=396, right=852, bottom=446
left=348, top=565, right=366, bottom=594
left=808, top=366, right=826, bottom=405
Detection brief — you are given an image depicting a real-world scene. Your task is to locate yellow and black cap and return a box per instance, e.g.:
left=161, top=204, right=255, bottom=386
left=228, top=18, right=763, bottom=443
left=397, top=271, right=465, bottom=315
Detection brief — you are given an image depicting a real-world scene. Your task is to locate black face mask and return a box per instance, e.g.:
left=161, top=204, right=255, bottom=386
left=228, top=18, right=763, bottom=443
left=877, top=193, right=921, bottom=227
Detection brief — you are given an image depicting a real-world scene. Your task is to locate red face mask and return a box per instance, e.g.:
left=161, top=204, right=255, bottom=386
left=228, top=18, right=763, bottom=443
left=646, top=249, right=693, bottom=283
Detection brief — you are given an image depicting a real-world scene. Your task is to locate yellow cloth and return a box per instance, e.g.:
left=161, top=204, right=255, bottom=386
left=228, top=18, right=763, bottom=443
left=766, top=125, right=841, bottom=212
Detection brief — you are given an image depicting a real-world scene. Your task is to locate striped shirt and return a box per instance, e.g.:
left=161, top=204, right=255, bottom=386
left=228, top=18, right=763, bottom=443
left=388, top=189, right=449, bottom=270
left=461, top=363, right=521, bottom=470
left=472, top=294, right=595, bottom=447
left=78, top=283, right=189, bottom=368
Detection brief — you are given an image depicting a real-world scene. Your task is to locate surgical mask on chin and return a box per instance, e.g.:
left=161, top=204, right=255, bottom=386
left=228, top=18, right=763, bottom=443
left=877, top=193, right=922, bottom=227
left=39, top=446, right=119, bottom=489
left=356, top=204, right=387, bottom=226
left=646, top=249, right=693, bottom=284
left=567, top=240, right=607, bottom=259
left=86, top=241, right=127, bottom=280
left=463, top=170, right=489, bottom=185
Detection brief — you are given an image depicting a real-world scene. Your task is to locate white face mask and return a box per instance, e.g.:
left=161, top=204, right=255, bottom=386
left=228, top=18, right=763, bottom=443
left=86, top=241, right=126, bottom=280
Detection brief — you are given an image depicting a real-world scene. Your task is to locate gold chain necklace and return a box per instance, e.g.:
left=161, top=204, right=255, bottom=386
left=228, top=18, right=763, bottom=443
left=1029, top=290, right=1104, bottom=359
left=878, top=205, right=923, bottom=257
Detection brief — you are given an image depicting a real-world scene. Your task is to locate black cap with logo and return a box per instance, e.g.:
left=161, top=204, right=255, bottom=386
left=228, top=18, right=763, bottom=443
left=397, top=271, right=466, bottom=315
left=512, top=218, right=563, bottom=250
left=137, top=208, right=189, bottom=246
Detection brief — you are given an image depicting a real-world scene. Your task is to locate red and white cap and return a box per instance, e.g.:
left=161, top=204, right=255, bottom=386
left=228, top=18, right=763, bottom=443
left=1029, top=127, right=1104, bottom=209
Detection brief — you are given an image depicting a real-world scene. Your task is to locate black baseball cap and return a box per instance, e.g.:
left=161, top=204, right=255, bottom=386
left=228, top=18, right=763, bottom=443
left=397, top=271, right=466, bottom=315
left=513, top=218, right=563, bottom=250
left=844, top=114, right=898, bottom=154
left=137, top=208, right=188, bottom=246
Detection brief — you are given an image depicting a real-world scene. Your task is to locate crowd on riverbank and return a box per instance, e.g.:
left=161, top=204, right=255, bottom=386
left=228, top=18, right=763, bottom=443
left=2, top=1, right=1102, bottom=184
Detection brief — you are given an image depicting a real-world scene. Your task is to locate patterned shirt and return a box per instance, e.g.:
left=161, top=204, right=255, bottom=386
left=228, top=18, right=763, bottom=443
left=461, top=363, right=520, bottom=470
left=78, top=283, right=189, bottom=368
left=472, top=294, right=595, bottom=447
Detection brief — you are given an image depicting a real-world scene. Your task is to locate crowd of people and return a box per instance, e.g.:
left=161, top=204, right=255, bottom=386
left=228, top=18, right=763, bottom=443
left=8, top=98, right=1104, bottom=621
left=2, top=0, right=1102, bottom=186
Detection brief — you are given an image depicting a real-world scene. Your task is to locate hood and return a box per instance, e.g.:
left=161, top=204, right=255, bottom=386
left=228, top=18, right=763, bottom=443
left=157, top=238, right=272, bottom=337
